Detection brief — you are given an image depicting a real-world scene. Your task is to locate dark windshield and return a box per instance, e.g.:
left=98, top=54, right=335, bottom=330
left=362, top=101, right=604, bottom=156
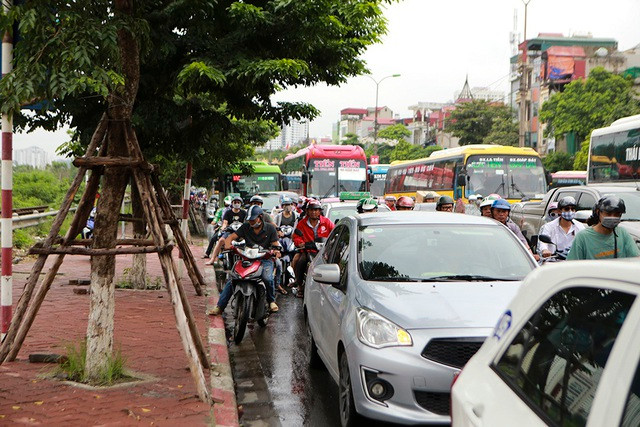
left=228, top=173, right=280, bottom=200
left=370, top=175, right=387, bottom=196
left=358, top=224, right=534, bottom=281
left=465, top=155, right=547, bottom=199
left=589, top=127, right=640, bottom=183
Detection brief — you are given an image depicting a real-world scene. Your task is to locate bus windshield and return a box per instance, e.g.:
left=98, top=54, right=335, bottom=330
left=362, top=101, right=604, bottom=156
left=227, top=173, right=280, bottom=200
left=308, top=159, right=367, bottom=198
left=465, top=155, right=547, bottom=199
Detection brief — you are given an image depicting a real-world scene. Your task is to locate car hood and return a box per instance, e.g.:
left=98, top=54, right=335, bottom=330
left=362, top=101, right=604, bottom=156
left=355, top=280, right=521, bottom=330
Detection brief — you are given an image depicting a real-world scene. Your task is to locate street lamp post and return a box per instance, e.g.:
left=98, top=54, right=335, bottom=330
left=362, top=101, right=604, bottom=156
left=519, top=0, right=531, bottom=148
left=366, top=74, right=400, bottom=154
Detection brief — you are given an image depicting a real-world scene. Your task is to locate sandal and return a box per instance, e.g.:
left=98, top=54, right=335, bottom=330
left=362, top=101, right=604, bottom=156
left=277, top=286, right=288, bottom=295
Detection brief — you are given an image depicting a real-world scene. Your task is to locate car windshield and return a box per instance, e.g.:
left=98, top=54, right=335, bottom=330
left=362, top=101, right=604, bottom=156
left=609, top=192, right=640, bottom=221
left=259, top=193, right=281, bottom=211
left=358, top=224, right=535, bottom=282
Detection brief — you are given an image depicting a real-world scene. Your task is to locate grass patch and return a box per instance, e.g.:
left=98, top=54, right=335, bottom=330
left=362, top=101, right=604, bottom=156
left=116, top=267, right=164, bottom=290
left=56, top=340, right=133, bottom=386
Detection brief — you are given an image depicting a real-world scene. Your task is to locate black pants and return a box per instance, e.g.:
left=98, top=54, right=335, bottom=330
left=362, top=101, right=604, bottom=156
left=294, top=252, right=310, bottom=288
left=204, top=232, right=218, bottom=257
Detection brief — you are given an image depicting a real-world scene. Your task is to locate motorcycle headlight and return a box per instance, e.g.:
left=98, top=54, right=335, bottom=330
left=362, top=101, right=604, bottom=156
left=356, top=308, right=413, bottom=349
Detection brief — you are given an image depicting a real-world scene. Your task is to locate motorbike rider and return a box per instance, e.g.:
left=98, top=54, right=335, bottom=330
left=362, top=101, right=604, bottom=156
left=357, top=197, right=378, bottom=214
left=209, top=205, right=282, bottom=315
left=479, top=194, right=501, bottom=218
left=435, top=195, right=455, bottom=212
left=249, top=195, right=275, bottom=225
left=273, top=196, right=299, bottom=294
left=81, top=207, right=97, bottom=239
left=491, top=199, right=532, bottom=253
left=538, top=196, right=585, bottom=259
left=203, top=196, right=232, bottom=259
left=384, top=195, right=397, bottom=211
left=395, top=196, right=415, bottom=211
left=291, top=199, right=335, bottom=297
left=567, top=196, right=639, bottom=260
left=207, top=196, right=246, bottom=266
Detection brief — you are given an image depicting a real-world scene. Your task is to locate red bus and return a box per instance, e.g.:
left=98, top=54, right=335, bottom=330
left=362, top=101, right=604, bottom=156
left=282, top=144, right=369, bottom=200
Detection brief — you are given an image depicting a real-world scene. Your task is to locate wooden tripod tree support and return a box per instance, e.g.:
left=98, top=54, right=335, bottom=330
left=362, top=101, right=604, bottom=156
left=0, top=115, right=212, bottom=404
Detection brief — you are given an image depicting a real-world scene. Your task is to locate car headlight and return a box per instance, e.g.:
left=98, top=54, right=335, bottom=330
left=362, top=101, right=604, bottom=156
left=356, top=308, right=413, bottom=349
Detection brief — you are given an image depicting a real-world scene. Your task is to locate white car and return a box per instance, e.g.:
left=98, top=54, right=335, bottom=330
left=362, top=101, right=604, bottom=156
left=451, top=260, right=640, bottom=427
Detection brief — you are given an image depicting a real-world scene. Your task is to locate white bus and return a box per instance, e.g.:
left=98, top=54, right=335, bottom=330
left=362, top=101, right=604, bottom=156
left=588, top=114, right=640, bottom=184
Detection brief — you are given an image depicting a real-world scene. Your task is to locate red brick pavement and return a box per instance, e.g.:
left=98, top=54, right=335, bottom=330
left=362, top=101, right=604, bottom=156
left=0, top=248, right=217, bottom=426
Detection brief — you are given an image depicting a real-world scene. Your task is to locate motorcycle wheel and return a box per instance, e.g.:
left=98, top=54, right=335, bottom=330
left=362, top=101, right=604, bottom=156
left=233, top=294, right=251, bottom=345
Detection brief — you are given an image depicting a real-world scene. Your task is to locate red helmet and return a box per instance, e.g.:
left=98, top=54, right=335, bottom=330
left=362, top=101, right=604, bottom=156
left=396, top=196, right=415, bottom=209
left=306, top=199, right=322, bottom=210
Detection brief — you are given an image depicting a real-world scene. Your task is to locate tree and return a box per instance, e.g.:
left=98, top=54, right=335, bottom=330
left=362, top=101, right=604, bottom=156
left=484, top=116, right=519, bottom=146
left=0, top=0, right=393, bottom=383
left=390, top=140, right=429, bottom=162
left=377, top=124, right=410, bottom=142
left=448, top=100, right=514, bottom=145
left=573, top=140, right=591, bottom=170
left=542, top=151, right=574, bottom=173
left=540, top=67, right=640, bottom=142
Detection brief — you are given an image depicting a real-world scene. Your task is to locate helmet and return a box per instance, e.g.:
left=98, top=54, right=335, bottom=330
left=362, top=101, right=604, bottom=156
left=547, top=201, right=559, bottom=213
left=223, top=195, right=232, bottom=206
left=491, top=199, right=511, bottom=211
left=423, top=191, right=440, bottom=199
left=232, top=195, right=243, bottom=204
left=306, top=199, right=322, bottom=210
left=480, top=194, right=501, bottom=209
left=557, top=196, right=577, bottom=210
left=280, top=196, right=293, bottom=205
left=396, top=196, right=415, bottom=209
left=250, top=195, right=264, bottom=204
left=384, top=195, right=397, bottom=202
left=596, top=195, right=626, bottom=214
left=247, top=205, right=264, bottom=221
left=357, top=197, right=378, bottom=213
left=436, top=195, right=454, bottom=207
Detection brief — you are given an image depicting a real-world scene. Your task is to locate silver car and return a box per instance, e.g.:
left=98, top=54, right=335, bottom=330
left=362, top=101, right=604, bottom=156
left=303, top=211, right=537, bottom=425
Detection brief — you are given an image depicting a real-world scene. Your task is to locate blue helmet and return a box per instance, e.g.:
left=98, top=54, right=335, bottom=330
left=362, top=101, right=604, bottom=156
left=280, top=196, right=293, bottom=205
left=247, top=205, right=264, bottom=221
left=492, top=199, right=511, bottom=211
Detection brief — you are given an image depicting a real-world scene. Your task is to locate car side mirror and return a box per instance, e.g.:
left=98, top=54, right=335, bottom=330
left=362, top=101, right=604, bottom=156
left=312, top=264, right=340, bottom=285
left=575, top=210, right=590, bottom=223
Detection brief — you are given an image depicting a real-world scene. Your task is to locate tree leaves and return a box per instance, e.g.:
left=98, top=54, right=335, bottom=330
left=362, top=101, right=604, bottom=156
left=448, top=100, right=515, bottom=146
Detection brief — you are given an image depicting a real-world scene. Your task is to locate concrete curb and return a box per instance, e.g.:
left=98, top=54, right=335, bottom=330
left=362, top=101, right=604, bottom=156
left=205, top=265, right=240, bottom=427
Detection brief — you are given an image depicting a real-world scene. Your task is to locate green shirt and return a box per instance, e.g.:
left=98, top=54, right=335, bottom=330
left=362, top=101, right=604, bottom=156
left=566, top=226, right=640, bottom=260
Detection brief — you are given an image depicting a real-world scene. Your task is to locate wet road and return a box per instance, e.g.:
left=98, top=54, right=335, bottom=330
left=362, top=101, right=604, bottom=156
left=249, top=294, right=342, bottom=426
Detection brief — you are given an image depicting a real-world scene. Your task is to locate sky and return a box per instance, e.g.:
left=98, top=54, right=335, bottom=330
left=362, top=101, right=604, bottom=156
left=13, top=0, right=640, bottom=158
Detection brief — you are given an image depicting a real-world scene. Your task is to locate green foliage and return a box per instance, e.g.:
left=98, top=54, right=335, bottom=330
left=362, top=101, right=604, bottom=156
left=11, top=163, right=78, bottom=208
left=540, top=67, right=640, bottom=142
left=448, top=100, right=514, bottom=146
left=342, top=133, right=360, bottom=146
left=377, top=124, right=410, bottom=142
left=57, top=340, right=129, bottom=386
left=542, top=151, right=574, bottom=173
left=573, top=140, right=591, bottom=170
left=389, top=141, right=430, bottom=162
left=484, top=116, right=519, bottom=146
left=424, top=145, right=444, bottom=157
left=13, top=229, right=34, bottom=249
left=1, top=0, right=395, bottom=200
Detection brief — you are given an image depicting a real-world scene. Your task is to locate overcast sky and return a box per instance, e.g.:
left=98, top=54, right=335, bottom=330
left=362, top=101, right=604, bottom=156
left=14, top=0, right=640, bottom=157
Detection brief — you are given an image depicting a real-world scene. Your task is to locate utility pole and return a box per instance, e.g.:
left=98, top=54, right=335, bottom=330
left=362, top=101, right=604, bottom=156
left=366, top=74, right=400, bottom=155
left=518, top=0, right=531, bottom=148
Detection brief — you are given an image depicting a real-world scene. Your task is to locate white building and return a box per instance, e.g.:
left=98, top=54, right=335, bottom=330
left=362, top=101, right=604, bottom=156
left=453, top=86, right=505, bottom=103
left=14, top=146, right=50, bottom=169
left=264, top=119, right=310, bottom=151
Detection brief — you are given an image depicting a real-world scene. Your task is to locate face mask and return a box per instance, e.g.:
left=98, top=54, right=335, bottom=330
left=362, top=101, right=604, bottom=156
left=250, top=219, right=262, bottom=229
left=232, top=202, right=241, bottom=209
left=601, top=216, right=621, bottom=229
left=561, top=211, right=575, bottom=221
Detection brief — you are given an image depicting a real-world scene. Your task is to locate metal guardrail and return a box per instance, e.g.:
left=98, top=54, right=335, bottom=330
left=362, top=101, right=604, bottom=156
left=11, top=208, right=76, bottom=230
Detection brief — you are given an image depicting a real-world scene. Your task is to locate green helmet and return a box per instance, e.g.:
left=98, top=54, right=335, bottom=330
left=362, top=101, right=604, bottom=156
left=357, top=197, right=378, bottom=213
left=436, top=195, right=454, bottom=207
left=223, top=195, right=232, bottom=206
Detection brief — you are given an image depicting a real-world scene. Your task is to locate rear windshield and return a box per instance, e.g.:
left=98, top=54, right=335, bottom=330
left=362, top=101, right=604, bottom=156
left=358, top=224, right=535, bottom=281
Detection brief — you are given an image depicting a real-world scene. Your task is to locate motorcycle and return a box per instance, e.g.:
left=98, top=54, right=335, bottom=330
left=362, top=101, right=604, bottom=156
left=277, top=225, right=297, bottom=289
left=535, top=234, right=567, bottom=264
left=228, top=242, right=276, bottom=344
left=291, top=237, right=326, bottom=297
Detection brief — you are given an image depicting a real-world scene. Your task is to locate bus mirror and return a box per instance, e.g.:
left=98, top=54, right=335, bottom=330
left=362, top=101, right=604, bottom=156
left=301, top=174, right=308, bottom=184
left=368, top=172, right=375, bottom=183
left=282, top=179, right=289, bottom=191
left=456, top=174, right=467, bottom=187
left=545, top=171, right=552, bottom=186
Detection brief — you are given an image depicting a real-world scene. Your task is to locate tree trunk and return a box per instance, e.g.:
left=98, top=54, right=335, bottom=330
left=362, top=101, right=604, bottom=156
left=85, top=0, right=140, bottom=383
left=130, top=180, right=147, bottom=289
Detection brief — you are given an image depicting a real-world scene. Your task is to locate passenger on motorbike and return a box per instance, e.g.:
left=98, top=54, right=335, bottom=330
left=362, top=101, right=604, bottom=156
left=81, top=207, right=97, bottom=239
left=291, top=199, right=335, bottom=297
left=544, top=201, right=560, bottom=223
left=274, top=196, right=299, bottom=294
left=395, top=196, right=415, bottom=211
left=209, top=205, right=282, bottom=315
left=207, top=196, right=247, bottom=266
left=538, top=197, right=585, bottom=259
left=435, top=195, right=455, bottom=212
left=249, top=195, right=275, bottom=225
left=357, top=197, right=378, bottom=214
left=567, top=196, right=639, bottom=260
left=384, top=195, right=397, bottom=211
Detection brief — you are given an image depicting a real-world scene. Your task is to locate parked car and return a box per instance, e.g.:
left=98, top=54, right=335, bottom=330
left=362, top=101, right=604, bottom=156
left=320, top=200, right=390, bottom=224
left=303, top=211, right=537, bottom=425
left=510, top=183, right=640, bottom=250
left=451, top=260, right=640, bottom=427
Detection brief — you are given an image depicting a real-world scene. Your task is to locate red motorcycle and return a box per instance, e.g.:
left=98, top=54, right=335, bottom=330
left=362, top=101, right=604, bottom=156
left=228, top=242, right=276, bottom=344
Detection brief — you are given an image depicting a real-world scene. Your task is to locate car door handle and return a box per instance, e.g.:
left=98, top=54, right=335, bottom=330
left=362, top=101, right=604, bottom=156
left=471, top=404, right=484, bottom=418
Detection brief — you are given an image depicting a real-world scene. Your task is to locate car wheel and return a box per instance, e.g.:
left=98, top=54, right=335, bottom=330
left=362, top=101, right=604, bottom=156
left=304, top=315, right=323, bottom=369
left=338, top=351, right=362, bottom=427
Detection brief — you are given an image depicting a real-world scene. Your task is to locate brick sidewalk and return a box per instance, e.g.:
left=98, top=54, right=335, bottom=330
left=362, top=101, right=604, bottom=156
left=0, top=246, right=222, bottom=425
